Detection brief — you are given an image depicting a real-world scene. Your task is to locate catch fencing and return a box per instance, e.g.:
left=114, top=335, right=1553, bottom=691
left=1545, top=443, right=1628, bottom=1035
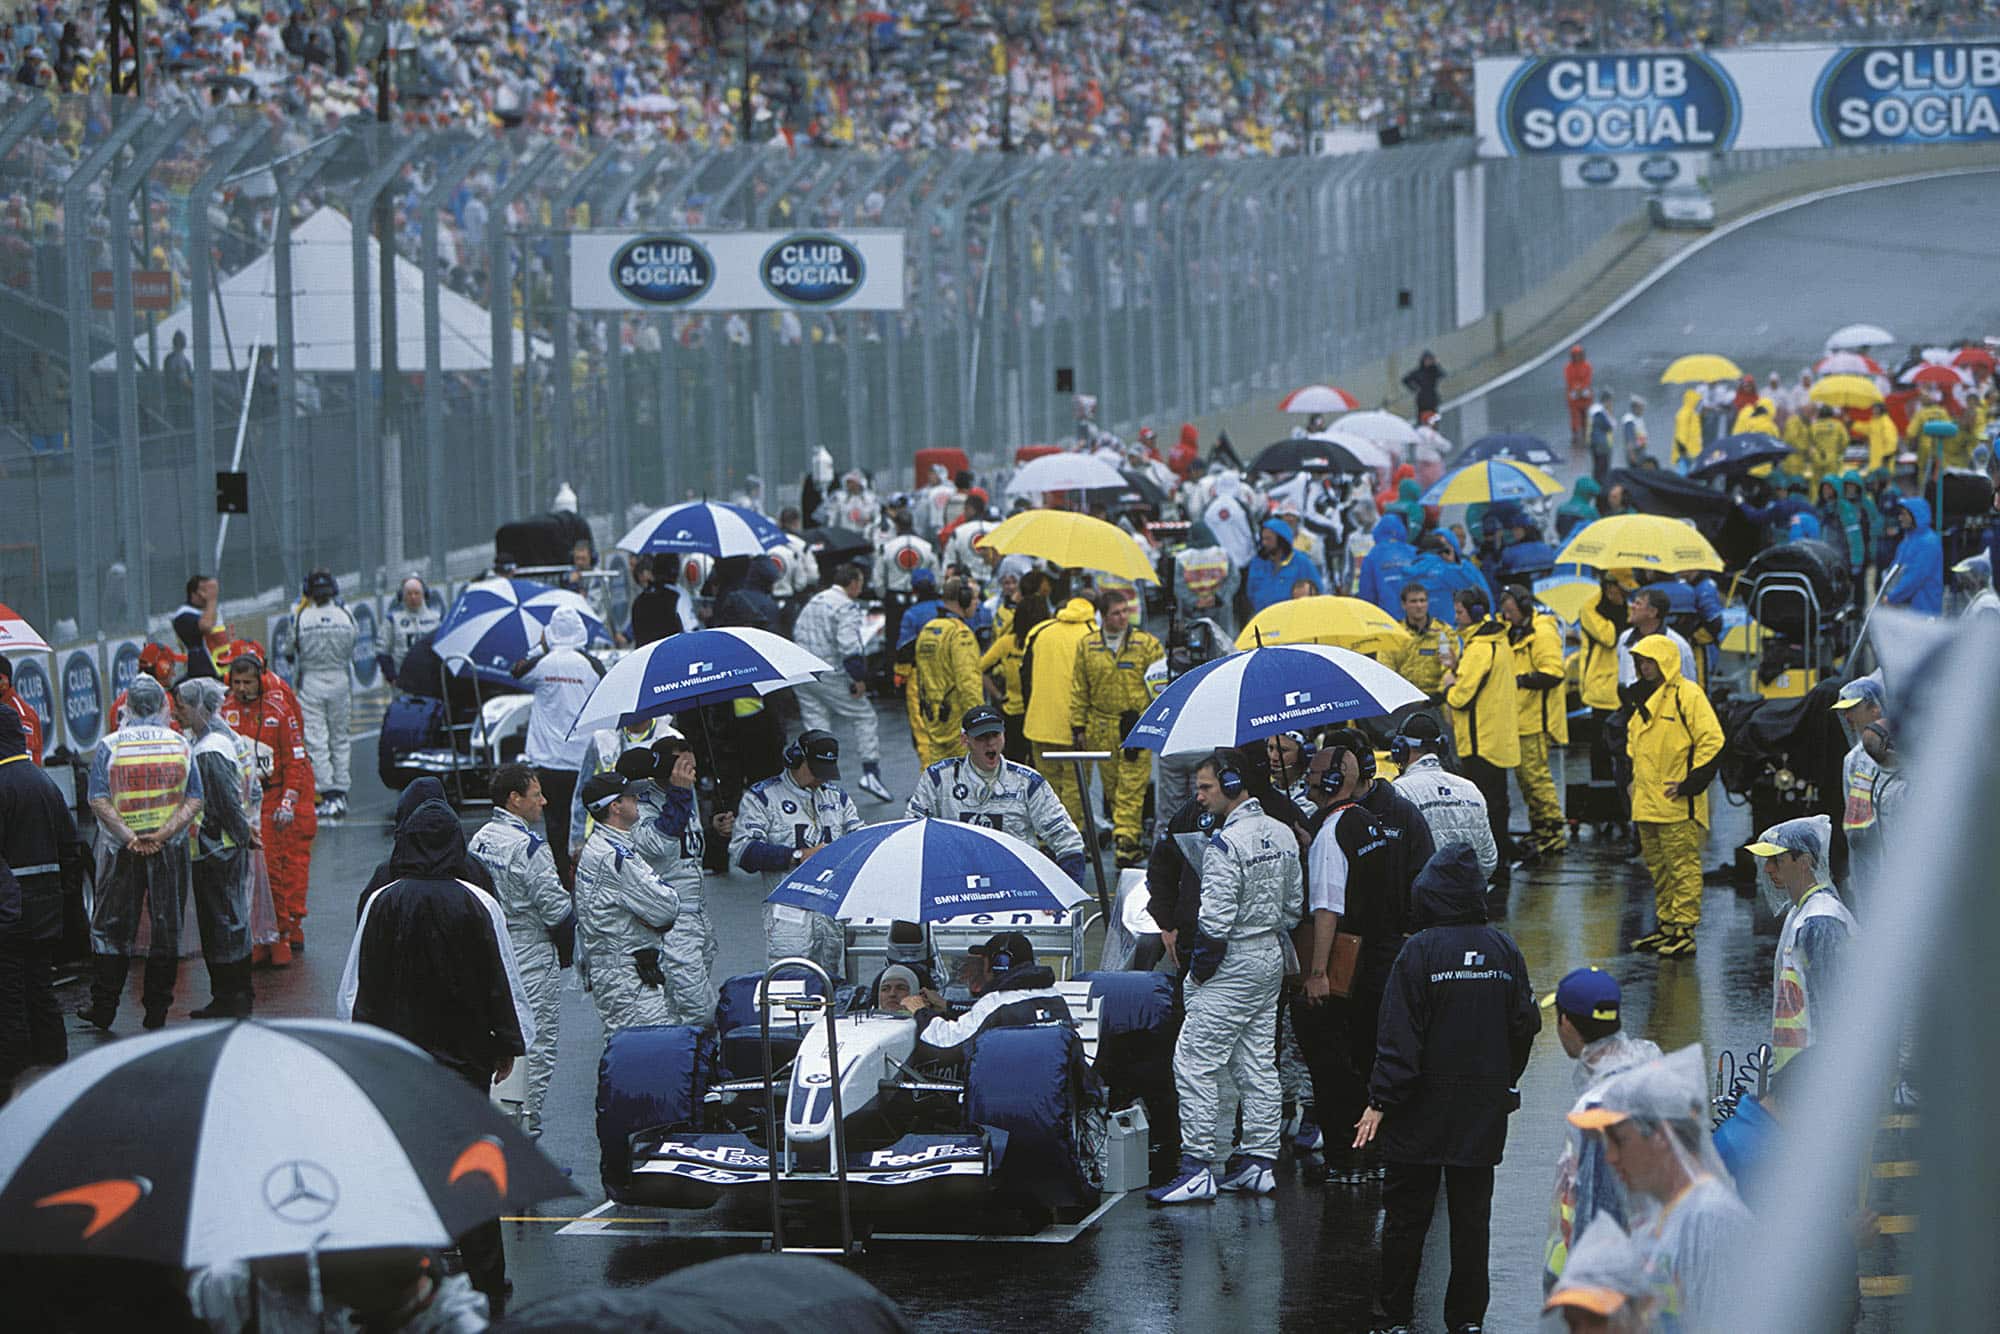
left=2, top=92, right=1645, bottom=642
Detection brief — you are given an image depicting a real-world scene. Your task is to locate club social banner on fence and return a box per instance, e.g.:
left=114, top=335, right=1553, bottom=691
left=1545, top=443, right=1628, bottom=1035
left=1476, top=41, right=2000, bottom=158
left=570, top=230, right=905, bottom=312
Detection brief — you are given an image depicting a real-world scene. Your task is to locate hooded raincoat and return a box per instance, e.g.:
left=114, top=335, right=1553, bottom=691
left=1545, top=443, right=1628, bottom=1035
left=1883, top=497, right=1943, bottom=613
left=1368, top=846, right=1539, bottom=1166
left=1625, top=637, right=1723, bottom=828
left=1556, top=477, right=1602, bottom=540
left=1246, top=518, right=1323, bottom=612
left=1358, top=515, right=1417, bottom=614
left=1445, top=617, right=1520, bottom=768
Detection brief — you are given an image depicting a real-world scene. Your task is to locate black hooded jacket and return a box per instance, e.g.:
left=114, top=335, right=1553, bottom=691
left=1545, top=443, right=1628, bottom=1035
left=350, top=801, right=527, bottom=1084
left=0, top=704, right=77, bottom=943
left=361, top=779, right=494, bottom=915
left=1368, top=844, right=1540, bottom=1167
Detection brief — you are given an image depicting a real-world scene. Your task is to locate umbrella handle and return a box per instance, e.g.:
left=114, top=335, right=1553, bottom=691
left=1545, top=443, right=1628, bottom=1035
left=1040, top=749, right=1115, bottom=919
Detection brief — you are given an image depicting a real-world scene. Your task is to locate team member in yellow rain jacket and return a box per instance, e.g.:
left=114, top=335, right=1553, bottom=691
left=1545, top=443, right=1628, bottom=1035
left=1068, top=588, right=1164, bottom=865
left=1442, top=587, right=1519, bottom=875
left=1384, top=581, right=1455, bottom=699
left=1806, top=410, right=1848, bottom=483
left=1501, top=585, right=1570, bottom=856
left=1625, top=636, right=1723, bottom=959
left=908, top=578, right=985, bottom=766
left=1864, top=408, right=1899, bottom=474
left=1671, top=390, right=1704, bottom=473
left=1779, top=403, right=1815, bottom=479
left=1021, top=593, right=1099, bottom=827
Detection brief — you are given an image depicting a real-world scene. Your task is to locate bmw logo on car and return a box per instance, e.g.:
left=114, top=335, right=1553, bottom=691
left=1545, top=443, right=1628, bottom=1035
left=1578, top=156, right=1619, bottom=185
left=761, top=234, right=866, bottom=306
left=611, top=235, right=716, bottom=306
left=1638, top=154, right=1681, bottom=184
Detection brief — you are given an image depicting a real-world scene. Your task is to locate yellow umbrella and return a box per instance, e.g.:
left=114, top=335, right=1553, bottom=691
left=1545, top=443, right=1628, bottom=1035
left=981, top=510, right=1159, bottom=584
left=1532, top=578, right=1601, bottom=625
left=1236, top=596, right=1411, bottom=656
left=1660, top=353, right=1743, bottom=384
left=1425, top=458, right=1564, bottom=506
left=1808, top=374, right=1884, bottom=409
left=1555, top=514, right=1724, bottom=573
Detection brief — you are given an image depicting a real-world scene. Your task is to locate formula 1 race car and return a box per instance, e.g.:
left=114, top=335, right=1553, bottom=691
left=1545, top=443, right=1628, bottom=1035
left=597, top=963, right=1174, bottom=1236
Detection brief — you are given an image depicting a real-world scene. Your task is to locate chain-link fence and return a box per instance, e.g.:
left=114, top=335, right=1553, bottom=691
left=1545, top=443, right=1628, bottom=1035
left=2, top=93, right=1652, bottom=640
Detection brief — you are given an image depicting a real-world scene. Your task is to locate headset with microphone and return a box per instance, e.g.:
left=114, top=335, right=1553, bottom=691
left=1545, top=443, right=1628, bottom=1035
left=1209, top=748, right=1246, bottom=798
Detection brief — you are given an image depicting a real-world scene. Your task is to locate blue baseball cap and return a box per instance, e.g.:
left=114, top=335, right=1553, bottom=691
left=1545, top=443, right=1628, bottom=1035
left=1550, top=967, right=1621, bottom=1024
left=961, top=704, right=1006, bottom=738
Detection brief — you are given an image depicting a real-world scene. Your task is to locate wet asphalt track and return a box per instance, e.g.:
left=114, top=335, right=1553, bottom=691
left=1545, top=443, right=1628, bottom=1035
left=60, top=171, right=2000, bottom=1331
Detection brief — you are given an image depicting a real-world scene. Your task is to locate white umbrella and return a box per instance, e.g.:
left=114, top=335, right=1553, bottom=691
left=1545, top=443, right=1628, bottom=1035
left=1825, top=323, right=1894, bottom=351
left=766, top=819, right=1089, bottom=922
left=0, top=1020, right=573, bottom=1267
left=1003, top=452, right=1127, bottom=496
left=0, top=602, right=49, bottom=654
left=1124, top=643, right=1426, bottom=755
left=1312, top=429, right=1397, bottom=473
left=1336, top=409, right=1420, bottom=449
left=1277, top=384, right=1359, bottom=415
left=568, top=627, right=829, bottom=735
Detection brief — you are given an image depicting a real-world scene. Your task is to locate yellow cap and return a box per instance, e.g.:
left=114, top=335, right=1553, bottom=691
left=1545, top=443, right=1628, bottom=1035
left=1743, top=841, right=1788, bottom=857
left=1544, top=1286, right=1628, bottom=1317
left=1830, top=696, right=1865, bottom=710
left=1567, top=1106, right=1631, bottom=1131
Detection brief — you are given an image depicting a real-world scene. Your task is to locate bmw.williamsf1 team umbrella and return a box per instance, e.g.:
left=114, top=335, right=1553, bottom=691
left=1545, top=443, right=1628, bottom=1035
left=1122, top=644, right=1426, bottom=755
left=615, top=500, right=787, bottom=559
left=430, top=577, right=606, bottom=683
left=568, top=626, right=830, bottom=735
left=767, top=818, right=1091, bottom=922
left=0, top=1020, right=574, bottom=1266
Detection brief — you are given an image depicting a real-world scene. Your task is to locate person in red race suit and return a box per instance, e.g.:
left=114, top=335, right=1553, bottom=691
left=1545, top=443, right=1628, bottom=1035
left=222, top=645, right=317, bottom=963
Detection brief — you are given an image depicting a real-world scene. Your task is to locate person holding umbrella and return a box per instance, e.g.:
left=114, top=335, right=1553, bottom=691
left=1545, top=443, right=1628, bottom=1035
left=731, top=730, right=865, bottom=978
left=1148, top=749, right=1304, bottom=1205
left=1441, top=588, right=1519, bottom=878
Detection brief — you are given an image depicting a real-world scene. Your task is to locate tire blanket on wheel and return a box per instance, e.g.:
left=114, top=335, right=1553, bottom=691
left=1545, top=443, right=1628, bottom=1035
left=597, top=1023, right=716, bottom=1194
left=965, top=1024, right=1098, bottom=1211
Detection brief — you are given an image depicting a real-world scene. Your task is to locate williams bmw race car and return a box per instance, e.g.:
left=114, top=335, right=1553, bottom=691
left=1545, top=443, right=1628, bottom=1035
left=597, top=963, right=1174, bottom=1231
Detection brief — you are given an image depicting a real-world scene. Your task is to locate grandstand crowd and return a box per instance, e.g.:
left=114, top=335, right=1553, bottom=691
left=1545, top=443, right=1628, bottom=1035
left=7, top=1, right=1997, bottom=156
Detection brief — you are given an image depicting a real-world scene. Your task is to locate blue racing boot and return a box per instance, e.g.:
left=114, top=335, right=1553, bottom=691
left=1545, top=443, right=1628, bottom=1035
left=1293, top=1118, right=1324, bottom=1154
left=1216, top=1153, right=1277, bottom=1195
left=1145, top=1157, right=1216, bottom=1206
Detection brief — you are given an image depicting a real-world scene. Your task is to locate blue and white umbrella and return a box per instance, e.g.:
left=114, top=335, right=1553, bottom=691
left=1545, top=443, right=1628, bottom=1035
left=615, top=501, right=787, bottom=559
left=432, top=577, right=605, bottom=684
left=767, top=819, right=1090, bottom=923
left=568, top=626, right=829, bottom=735
left=1123, top=643, right=1426, bottom=755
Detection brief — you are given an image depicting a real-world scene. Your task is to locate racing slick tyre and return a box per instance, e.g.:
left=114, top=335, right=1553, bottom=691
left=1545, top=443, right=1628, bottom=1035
left=598, top=1024, right=718, bottom=1206
left=966, top=1025, right=1102, bottom=1221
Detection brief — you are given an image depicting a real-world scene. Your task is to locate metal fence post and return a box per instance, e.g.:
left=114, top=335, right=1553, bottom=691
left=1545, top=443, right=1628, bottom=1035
left=351, top=133, right=426, bottom=597
left=63, top=108, right=150, bottom=637
left=487, top=145, right=560, bottom=527
left=419, top=137, right=498, bottom=587
left=107, top=112, right=194, bottom=628
left=752, top=153, right=818, bottom=498
left=271, top=134, right=345, bottom=598
left=187, top=126, right=272, bottom=595
left=548, top=151, right=619, bottom=498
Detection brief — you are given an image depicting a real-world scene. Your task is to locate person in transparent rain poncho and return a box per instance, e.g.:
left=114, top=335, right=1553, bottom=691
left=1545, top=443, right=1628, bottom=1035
left=1542, top=1216, right=1659, bottom=1332
left=1566, top=1045, right=1753, bottom=1333
left=1744, top=814, right=1855, bottom=1075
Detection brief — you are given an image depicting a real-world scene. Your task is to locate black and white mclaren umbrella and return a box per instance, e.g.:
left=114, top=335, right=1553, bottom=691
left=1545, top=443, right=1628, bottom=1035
left=0, top=1020, right=574, bottom=1266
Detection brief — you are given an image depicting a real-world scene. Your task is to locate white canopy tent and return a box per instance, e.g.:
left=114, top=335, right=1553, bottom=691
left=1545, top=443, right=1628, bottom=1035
left=95, top=207, right=549, bottom=373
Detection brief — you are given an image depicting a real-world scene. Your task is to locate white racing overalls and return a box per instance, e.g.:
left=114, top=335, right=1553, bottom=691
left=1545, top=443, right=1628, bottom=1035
left=630, top=783, right=718, bottom=1027
left=1176, top=797, right=1303, bottom=1164
left=292, top=602, right=358, bottom=795
left=467, top=809, right=573, bottom=1132
left=575, top=824, right=681, bottom=1033
left=731, top=770, right=864, bottom=979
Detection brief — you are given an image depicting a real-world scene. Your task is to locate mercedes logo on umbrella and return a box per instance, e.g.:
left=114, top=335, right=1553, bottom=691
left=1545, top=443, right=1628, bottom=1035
left=262, top=1160, right=339, bottom=1224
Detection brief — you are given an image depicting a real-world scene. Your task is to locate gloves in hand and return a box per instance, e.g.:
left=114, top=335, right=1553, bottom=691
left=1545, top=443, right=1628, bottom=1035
left=633, top=948, right=666, bottom=989
left=1188, top=928, right=1229, bottom=984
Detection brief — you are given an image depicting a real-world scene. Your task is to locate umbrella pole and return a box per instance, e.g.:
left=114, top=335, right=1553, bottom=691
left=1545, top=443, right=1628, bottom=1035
left=1043, top=749, right=1114, bottom=918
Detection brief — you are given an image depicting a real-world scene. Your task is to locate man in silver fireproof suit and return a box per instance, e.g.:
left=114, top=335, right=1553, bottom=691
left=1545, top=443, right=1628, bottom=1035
left=574, top=771, right=681, bottom=1034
